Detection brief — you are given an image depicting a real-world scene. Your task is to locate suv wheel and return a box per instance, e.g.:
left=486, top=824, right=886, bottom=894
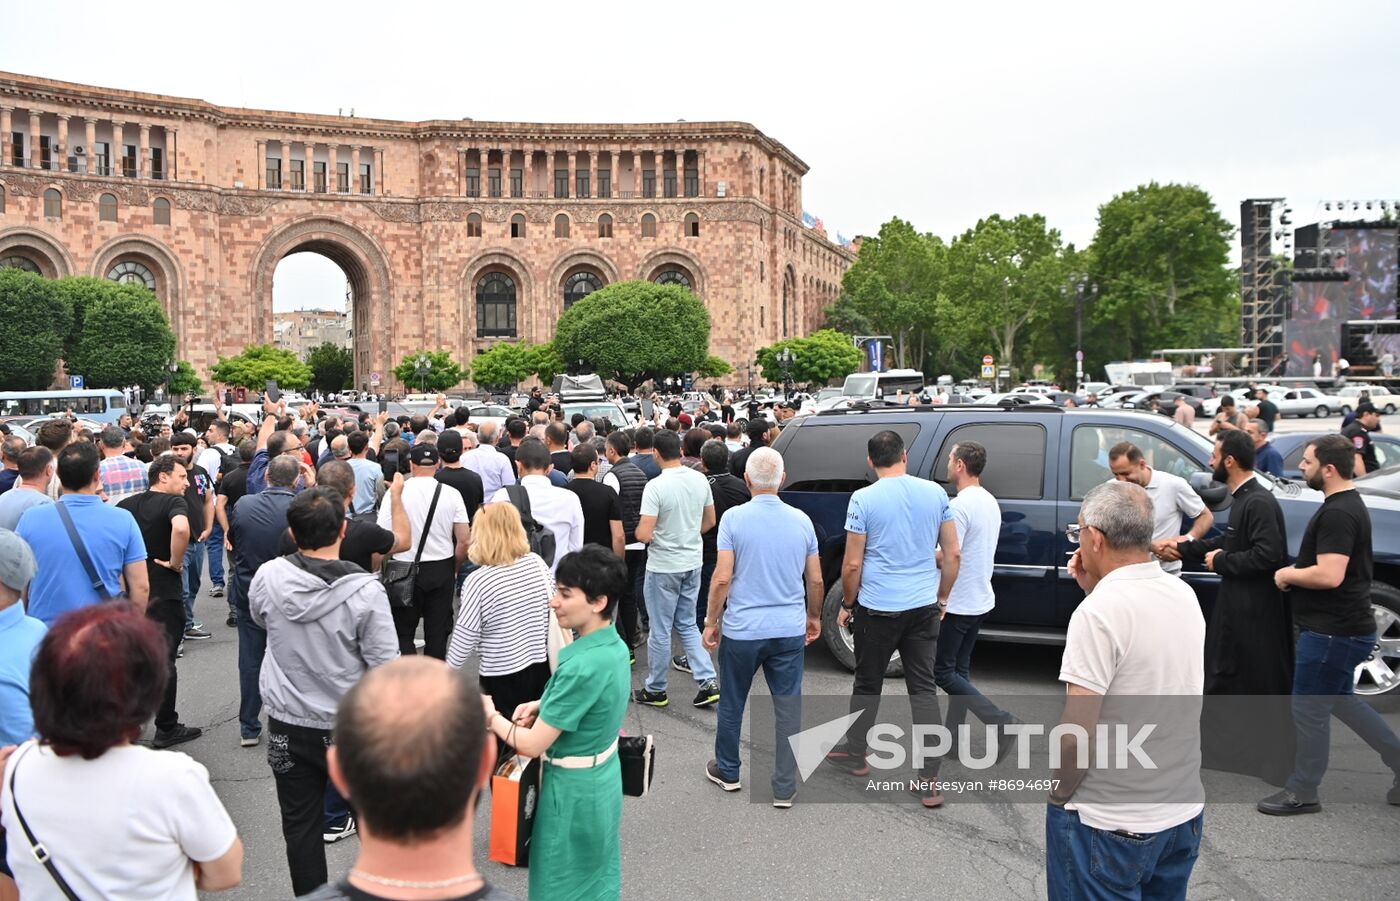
left=1357, top=583, right=1400, bottom=700
left=821, top=582, right=903, bottom=677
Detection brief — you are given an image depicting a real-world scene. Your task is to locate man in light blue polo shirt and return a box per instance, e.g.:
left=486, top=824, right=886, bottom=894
left=701, top=447, right=821, bottom=806
left=16, top=442, right=149, bottom=625
left=826, top=429, right=961, bottom=808
left=0, top=530, right=46, bottom=745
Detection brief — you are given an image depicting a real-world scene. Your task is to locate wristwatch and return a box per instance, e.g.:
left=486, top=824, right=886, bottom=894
left=841, top=601, right=857, bottom=611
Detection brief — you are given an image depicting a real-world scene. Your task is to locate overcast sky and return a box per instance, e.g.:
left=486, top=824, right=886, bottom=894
left=5, top=1, right=1399, bottom=312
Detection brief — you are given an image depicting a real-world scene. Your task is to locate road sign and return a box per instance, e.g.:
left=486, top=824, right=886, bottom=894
left=982, top=354, right=994, bottom=366
left=69, top=375, right=84, bottom=389
left=980, top=364, right=995, bottom=379
left=998, top=368, right=1011, bottom=379
left=369, top=371, right=381, bottom=386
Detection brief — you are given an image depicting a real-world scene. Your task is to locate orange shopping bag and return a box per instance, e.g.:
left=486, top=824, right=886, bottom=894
left=489, top=754, right=540, bottom=866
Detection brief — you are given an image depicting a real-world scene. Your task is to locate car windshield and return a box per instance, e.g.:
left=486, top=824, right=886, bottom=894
left=563, top=402, right=627, bottom=421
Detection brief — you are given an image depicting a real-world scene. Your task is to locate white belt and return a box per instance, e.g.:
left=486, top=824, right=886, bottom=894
left=543, top=739, right=618, bottom=769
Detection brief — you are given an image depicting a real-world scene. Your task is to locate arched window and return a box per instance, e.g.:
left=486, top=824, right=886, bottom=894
left=99, top=193, right=118, bottom=222
left=598, top=213, right=613, bottom=239
left=641, top=213, right=656, bottom=238
left=108, top=260, right=157, bottom=292
left=153, top=197, right=171, bottom=226
left=43, top=188, right=61, bottom=218
left=684, top=212, right=700, bottom=238
left=554, top=213, right=570, bottom=239
left=510, top=213, right=525, bottom=239
left=0, top=183, right=5, bottom=214
left=0, top=256, right=40, bottom=274
left=654, top=268, right=691, bottom=289
left=564, top=271, right=603, bottom=309
left=467, top=212, right=482, bottom=238
left=476, top=272, right=517, bottom=338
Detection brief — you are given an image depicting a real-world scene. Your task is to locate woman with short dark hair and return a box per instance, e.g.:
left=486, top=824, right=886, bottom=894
left=0, top=603, right=243, bottom=898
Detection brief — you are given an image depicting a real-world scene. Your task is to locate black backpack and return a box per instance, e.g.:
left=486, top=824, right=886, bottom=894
left=211, top=444, right=239, bottom=483
left=504, top=484, right=557, bottom=566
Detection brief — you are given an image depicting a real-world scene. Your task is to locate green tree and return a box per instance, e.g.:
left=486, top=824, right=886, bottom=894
left=1088, top=182, right=1236, bottom=359
left=936, top=214, right=1074, bottom=378
left=553, top=281, right=711, bottom=392
left=470, top=342, right=534, bottom=391
left=306, top=342, right=354, bottom=393
left=827, top=218, right=944, bottom=370
left=65, top=283, right=178, bottom=390
left=0, top=268, right=71, bottom=389
left=756, top=329, right=863, bottom=386
left=695, top=355, right=734, bottom=380
left=58, top=276, right=131, bottom=360
left=168, top=360, right=203, bottom=396
left=212, top=344, right=313, bottom=390
left=524, top=342, right=565, bottom=385
left=393, top=350, right=467, bottom=393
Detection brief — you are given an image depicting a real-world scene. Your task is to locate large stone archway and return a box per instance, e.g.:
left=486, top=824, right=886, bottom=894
left=0, top=226, right=75, bottom=279
left=250, top=217, right=394, bottom=388
left=91, top=234, right=185, bottom=338
left=637, top=247, right=707, bottom=298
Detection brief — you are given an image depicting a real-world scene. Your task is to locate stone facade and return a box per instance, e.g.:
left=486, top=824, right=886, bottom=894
left=0, top=71, right=854, bottom=391
left=274, top=309, right=352, bottom=359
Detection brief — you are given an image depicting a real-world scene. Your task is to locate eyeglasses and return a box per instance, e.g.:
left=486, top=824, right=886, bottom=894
left=1065, top=523, right=1084, bottom=545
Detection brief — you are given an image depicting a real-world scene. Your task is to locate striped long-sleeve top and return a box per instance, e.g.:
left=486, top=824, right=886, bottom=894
left=446, top=553, right=553, bottom=676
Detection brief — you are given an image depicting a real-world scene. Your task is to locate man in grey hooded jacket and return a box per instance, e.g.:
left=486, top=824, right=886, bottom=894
left=250, top=485, right=399, bottom=896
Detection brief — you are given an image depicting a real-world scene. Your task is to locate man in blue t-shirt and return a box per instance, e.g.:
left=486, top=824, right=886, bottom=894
left=16, top=442, right=148, bottom=626
left=825, top=429, right=961, bottom=808
left=0, top=530, right=47, bottom=745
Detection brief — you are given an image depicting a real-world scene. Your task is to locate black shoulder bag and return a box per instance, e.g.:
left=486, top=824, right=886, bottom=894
left=9, top=744, right=86, bottom=900
left=55, top=501, right=119, bottom=601
left=380, top=483, right=442, bottom=608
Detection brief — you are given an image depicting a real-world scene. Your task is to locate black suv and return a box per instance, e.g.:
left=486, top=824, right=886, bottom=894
left=772, top=404, right=1400, bottom=697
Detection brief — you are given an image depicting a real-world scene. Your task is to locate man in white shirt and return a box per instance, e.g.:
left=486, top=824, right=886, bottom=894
left=1107, top=442, right=1213, bottom=575
left=932, top=442, right=1015, bottom=758
left=377, top=443, right=470, bottom=659
left=1051, top=480, right=1205, bottom=899
left=488, top=437, right=582, bottom=572
left=197, top=420, right=238, bottom=599
left=468, top=421, right=517, bottom=499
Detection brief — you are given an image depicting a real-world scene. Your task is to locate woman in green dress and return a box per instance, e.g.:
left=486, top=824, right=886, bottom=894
left=484, top=544, right=632, bottom=901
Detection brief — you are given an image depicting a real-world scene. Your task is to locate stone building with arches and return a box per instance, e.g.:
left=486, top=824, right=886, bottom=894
left=0, top=70, right=854, bottom=390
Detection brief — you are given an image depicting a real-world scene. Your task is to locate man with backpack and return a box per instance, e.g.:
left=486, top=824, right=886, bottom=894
left=488, top=437, right=582, bottom=573
left=199, top=420, right=238, bottom=602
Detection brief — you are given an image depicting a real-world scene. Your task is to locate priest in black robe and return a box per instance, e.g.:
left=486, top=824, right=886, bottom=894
left=1179, top=429, right=1295, bottom=786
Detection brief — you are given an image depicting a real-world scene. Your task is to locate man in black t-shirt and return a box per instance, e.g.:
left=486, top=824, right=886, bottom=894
left=119, top=455, right=201, bottom=749
left=171, top=433, right=216, bottom=641
left=1340, top=402, right=1382, bottom=475
left=1261, top=434, right=1400, bottom=815
left=566, top=443, right=624, bottom=556
left=1247, top=387, right=1279, bottom=432
left=279, top=461, right=409, bottom=574
left=216, top=441, right=253, bottom=626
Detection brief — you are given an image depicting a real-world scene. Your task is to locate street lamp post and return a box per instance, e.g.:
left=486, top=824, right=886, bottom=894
left=1061, top=279, right=1098, bottom=393
left=777, top=347, right=796, bottom=400
left=415, top=354, right=431, bottom=393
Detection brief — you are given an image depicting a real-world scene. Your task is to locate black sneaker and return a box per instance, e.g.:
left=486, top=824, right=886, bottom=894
left=176, top=641, right=184, bottom=658
left=672, top=655, right=692, bottom=674
left=226, top=611, right=238, bottom=627
left=705, top=759, right=741, bottom=792
left=1257, top=789, right=1321, bottom=816
left=693, top=679, right=720, bottom=708
left=995, top=715, right=1024, bottom=765
left=182, top=626, right=212, bottom=641
left=1388, top=777, right=1400, bottom=806
left=629, top=650, right=636, bottom=667
left=633, top=688, right=669, bottom=707
left=208, top=586, right=225, bottom=598
left=323, top=815, right=357, bottom=844
left=152, top=724, right=203, bottom=749
left=825, top=745, right=870, bottom=777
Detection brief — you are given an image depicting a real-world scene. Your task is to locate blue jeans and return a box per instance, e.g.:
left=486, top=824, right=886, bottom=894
left=236, top=591, right=266, bottom=739
left=206, top=522, right=225, bottom=588
left=934, top=612, right=1011, bottom=746
left=181, top=541, right=206, bottom=629
left=715, top=634, right=804, bottom=798
left=644, top=568, right=716, bottom=693
left=1046, top=804, right=1203, bottom=900
left=1287, top=629, right=1400, bottom=797
left=324, top=780, right=351, bottom=827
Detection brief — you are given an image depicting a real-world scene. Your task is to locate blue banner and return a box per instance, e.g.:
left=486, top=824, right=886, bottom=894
left=867, top=340, right=884, bottom=373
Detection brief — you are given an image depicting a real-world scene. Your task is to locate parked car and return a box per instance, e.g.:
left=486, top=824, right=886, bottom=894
left=1117, top=390, right=1205, bottom=415
left=772, top=405, right=1400, bottom=697
left=979, top=392, right=1056, bottom=406
left=1270, top=386, right=1345, bottom=418
left=1337, top=385, right=1400, bottom=415
left=1268, top=432, right=1400, bottom=481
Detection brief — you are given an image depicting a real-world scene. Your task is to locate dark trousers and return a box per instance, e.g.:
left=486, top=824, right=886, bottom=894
left=324, top=780, right=351, bottom=828
left=146, top=597, right=184, bottom=732
left=480, top=660, right=553, bottom=763
left=934, top=611, right=1011, bottom=747
left=1287, top=629, right=1400, bottom=796
left=236, top=582, right=266, bottom=739
left=847, top=604, right=943, bottom=776
left=391, top=558, right=456, bottom=659
left=696, top=557, right=717, bottom=631
left=267, top=718, right=332, bottom=895
left=617, top=548, right=647, bottom=650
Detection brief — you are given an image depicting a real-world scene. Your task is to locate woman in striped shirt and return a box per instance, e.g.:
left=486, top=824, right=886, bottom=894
left=446, top=502, right=554, bottom=756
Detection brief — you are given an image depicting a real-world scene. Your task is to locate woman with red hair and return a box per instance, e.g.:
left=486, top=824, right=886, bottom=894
left=0, top=603, right=243, bottom=899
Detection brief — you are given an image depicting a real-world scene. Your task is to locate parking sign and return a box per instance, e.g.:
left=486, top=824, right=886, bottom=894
left=69, top=375, right=84, bottom=389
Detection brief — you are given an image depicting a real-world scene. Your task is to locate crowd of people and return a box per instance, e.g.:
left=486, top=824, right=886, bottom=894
left=0, top=386, right=1396, bottom=900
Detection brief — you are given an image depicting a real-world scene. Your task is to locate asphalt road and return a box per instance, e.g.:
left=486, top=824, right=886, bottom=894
left=154, top=563, right=1400, bottom=901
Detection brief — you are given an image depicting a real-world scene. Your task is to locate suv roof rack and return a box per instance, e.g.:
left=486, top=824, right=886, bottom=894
left=814, top=402, right=1066, bottom=417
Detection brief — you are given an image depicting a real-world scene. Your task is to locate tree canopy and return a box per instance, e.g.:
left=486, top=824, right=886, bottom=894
left=695, top=355, right=734, bottom=380
left=306, top=342, right=354, bottom=393
left=825, top=218, right=943, bottom=371
left=470, top=341, right=534, bottom=391
left=212, top=344, right=313, bottom=390
left=756, top=329, right=863, bottom=386
left=0, top=269, right=72, bottom=389
left=66, top=285, right=178, bottom=391
left=553, top=281, right=711, bottom=392
left=168, top=360, right=203, bottom=396
left=393, top=350, right=467, bottom=392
